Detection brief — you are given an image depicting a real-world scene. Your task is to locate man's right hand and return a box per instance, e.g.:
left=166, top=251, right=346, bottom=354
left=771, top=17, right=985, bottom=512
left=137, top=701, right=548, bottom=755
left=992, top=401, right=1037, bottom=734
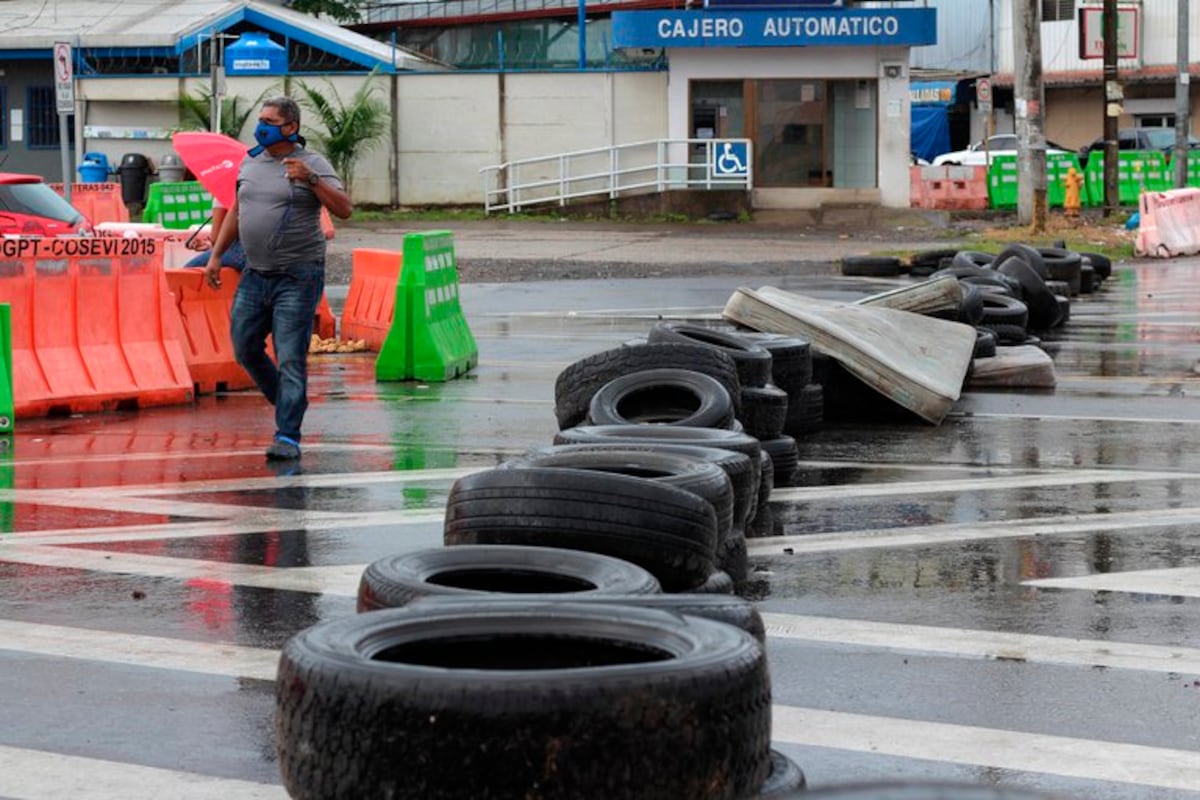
left=204, top=260, right=222, bottom=289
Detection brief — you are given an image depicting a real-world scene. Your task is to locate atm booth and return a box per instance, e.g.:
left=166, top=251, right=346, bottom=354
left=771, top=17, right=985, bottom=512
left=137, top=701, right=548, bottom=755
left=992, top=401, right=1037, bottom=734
left=612, top=2, right=937, bottom=208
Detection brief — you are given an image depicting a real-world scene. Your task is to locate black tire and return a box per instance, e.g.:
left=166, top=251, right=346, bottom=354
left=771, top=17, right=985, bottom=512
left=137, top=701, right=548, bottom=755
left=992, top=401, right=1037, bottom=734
left=748, top=502, right=775, bottom=540
left=1038, top=247, right=1083, bottom=295
left=647, top=322, right=774, bottom=388
left=841, top=255, right=903, bottom=277
left=784, top=383, right=824, bottom=437
left=988, top=323, right=1029, bottom=344
left=444, top=467, right=717, bottom=591
left=950, top=250, right=995, bottom=271
left=357, top=545, right=662, bottom=612
left=748, top=450, right=774, bottom=537
left=527, top=440, right=756, bottom=534
left=760, top=434, right=799, bottom=488
left=1053, top=294, right=1071, bottom=328
left=739, top=333, right=813, bottom=393
left=931, top=264, right=995, bottom=282
left=587, top=368, right=736, bottom=429
left=1080, top=251, right=1112, bottom=280
left=996, top=256, right=1060, bottom=330
left=960, top=274, right=1021, bottom=298
left=554, top=343, right=741, bottom=430
left=978, top=292, right=1029, bottom=330
left=502, top=447, right=735, bottom=549
left=973, top=327, right=997, bottom=359
left=756, top=749, right=809, bottom=799
left=409, top=592, right=767, bottom=647
left=957, top=281, right=986, bottom=326
left=740, top=384, right=789, bottom=439
left=995, top=243, right=1048, bottom=279
left=1044, top=279, right=1070, bottom=297
left=908, top=248, right=960, bottom=270
left=276, top=602, right=773, bottom=800
left=690, top=569, right=735, bottom=595
left=719, top=528, right=749, bottom=585
left=1080, top=262, right=1096, bottom=294
left=553, top=424, right=763, bottom=524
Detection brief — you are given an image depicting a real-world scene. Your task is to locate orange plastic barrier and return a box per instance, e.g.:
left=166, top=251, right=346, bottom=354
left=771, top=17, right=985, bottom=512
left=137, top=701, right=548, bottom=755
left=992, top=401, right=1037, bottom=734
left=0, top=237, right=194, bottom=417
left=165, top=268, right=257, bottom=395
left=1135, top=188, right=1200, bottom=258
left=315, top=294, right=336, bottom=340
left=50, top=182, right=130, bottom=225
left=341, top=248, right=403, bottom=351
left=909, top=165, right=988, bottom=210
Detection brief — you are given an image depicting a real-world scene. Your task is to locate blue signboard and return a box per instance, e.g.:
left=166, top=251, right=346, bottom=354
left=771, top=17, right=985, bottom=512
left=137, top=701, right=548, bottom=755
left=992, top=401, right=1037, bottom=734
left=712, top=141, right=749, bottom=177
left=612, top=8, right=936, bottom=49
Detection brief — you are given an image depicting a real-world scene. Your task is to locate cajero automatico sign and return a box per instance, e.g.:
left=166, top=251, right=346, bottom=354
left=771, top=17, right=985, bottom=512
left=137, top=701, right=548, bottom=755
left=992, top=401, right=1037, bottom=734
left=612, top=7, right=936, bottom=48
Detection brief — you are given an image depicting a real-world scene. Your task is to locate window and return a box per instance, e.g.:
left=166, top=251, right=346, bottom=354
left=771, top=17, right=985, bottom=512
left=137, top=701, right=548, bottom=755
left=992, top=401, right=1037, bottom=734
left=1042, top=0, right=1074, bottom=22
left=26, top=86, right=74, bottom=149
left=0, top=86, right=6, bottom=148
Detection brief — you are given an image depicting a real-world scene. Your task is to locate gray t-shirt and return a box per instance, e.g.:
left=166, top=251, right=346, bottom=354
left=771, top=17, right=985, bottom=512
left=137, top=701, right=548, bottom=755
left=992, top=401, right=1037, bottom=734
left=236, top=147, right=343, bottom=272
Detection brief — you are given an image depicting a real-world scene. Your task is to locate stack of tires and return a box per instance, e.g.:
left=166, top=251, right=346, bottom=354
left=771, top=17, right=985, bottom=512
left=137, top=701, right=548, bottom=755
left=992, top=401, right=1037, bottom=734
left=274, top=326, right=822, bottom=798
left=843, top=244, right=1112, bottom=357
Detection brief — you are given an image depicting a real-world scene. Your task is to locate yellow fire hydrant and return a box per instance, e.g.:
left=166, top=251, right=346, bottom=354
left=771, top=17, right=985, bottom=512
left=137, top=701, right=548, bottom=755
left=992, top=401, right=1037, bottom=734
left=1064, top=167, right=1084, bottom=217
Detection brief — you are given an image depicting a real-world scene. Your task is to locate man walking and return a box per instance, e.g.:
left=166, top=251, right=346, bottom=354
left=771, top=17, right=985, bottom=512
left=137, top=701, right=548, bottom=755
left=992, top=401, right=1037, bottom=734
left=205, top=96, right=353, bottom=460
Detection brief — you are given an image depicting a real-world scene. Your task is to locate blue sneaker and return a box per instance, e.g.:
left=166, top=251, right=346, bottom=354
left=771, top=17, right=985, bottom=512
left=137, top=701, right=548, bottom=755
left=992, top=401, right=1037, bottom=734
left=266, top=435, right=301, bottom=460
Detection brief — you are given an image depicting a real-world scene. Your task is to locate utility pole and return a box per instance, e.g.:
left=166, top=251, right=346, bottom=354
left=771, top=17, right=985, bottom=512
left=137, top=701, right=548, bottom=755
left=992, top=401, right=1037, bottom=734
left=1102, top=0, right=1120, bottom=215
left=1175, top=0, right=1190, bottom=188
left=1014, top=0, right=1047, bottom=230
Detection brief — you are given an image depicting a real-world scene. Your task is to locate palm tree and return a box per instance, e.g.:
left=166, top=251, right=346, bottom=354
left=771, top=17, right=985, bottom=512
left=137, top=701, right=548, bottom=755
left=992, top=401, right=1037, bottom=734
left=295, top=72, right=390, bottom=198
left=178, top=87, right=270, bottom=139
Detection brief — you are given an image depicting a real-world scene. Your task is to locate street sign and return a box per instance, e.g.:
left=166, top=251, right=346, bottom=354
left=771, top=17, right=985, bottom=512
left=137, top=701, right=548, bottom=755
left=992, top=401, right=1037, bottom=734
left=977, top=78, right=992, bottom=113
left=712, top=140, right=749, bottom=178
left=1078, top=6, right=1139, bottom=60
left=54, top=42, right=74, bottom=114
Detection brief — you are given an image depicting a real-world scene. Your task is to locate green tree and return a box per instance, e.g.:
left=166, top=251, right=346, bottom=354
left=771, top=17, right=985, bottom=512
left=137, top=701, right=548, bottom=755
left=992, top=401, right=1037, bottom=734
left=287, top=0, right=366, bottom=24
left=178, top=87, right=270, bottom=139
left=295, top=73, right=391, bottom=197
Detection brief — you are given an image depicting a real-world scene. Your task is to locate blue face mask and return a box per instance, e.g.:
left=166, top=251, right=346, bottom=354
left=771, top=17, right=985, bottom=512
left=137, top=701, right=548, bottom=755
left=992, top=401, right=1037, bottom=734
left=248, top=120, right=298, bottom=156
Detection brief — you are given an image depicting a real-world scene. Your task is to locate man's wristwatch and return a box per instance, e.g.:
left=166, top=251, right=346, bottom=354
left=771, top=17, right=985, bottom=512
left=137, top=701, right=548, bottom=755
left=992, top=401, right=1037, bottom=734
left=306, top=173, right=320, bottom=186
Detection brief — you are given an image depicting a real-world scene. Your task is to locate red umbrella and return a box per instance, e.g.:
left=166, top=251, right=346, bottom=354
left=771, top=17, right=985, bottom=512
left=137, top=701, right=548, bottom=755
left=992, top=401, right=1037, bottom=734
left=170, top=131, right=246, bottom=209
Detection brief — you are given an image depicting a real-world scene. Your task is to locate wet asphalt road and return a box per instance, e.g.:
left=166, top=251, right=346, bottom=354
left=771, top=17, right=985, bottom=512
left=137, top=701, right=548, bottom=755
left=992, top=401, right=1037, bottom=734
left=2, top=228, right=1200, bottom=798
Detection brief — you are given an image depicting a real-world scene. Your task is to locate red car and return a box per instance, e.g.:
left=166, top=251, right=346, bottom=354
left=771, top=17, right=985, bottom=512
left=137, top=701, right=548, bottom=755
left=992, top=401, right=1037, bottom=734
left=0, top=173, right=91, bottom=236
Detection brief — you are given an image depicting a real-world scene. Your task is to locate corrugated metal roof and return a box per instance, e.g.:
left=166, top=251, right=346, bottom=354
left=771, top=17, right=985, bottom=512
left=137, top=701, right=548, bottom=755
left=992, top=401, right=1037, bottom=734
left=0, top=0, right=441, bottom=70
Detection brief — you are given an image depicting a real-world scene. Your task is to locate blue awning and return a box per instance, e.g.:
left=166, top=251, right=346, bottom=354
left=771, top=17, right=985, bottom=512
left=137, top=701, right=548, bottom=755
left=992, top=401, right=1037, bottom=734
left=909, top=81, right=957, bottom=106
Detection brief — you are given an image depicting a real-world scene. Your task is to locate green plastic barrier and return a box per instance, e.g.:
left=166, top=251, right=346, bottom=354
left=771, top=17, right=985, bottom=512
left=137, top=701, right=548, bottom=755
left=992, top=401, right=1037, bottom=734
left=376, top=231, right=478, bottom=382
left=986, top=155, right=1018, bottom=209
left=142, top=180, right=213, bottom=229
left=1188, top=153, right=1200, bottom=189
left=1084, top=151, right=1172, bottom=206
left=0, top=304, right=12, bottom=434
left=1045, top=153, right=1086, bottom=208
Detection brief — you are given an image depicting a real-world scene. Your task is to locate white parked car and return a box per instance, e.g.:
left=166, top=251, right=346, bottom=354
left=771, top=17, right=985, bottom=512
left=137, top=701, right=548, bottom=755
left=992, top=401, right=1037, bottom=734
left=931, top=135, right=1070, bottom=167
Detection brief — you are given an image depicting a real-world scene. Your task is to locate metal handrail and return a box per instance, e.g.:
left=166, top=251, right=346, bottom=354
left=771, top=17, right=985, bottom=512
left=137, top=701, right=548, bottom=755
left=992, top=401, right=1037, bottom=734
left=480, top=138, right=753, bottom=214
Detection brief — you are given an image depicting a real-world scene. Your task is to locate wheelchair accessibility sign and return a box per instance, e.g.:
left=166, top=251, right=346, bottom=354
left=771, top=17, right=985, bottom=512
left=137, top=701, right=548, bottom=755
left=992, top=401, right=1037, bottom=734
left=712, top=141, right=749, bottom=178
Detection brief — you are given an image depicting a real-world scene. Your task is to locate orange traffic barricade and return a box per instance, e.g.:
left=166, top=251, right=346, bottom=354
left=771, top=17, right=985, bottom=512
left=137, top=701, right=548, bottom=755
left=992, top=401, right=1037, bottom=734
left=165, top=267, right=258, bottom=395
left=341, top=248, right=403, bottom=351
left=0, top=237, right=193, bottom=417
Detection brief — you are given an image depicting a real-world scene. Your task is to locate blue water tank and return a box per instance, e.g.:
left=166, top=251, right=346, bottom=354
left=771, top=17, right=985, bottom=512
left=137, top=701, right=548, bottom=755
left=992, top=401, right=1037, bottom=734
left=224, top=33, right=287, bottom=75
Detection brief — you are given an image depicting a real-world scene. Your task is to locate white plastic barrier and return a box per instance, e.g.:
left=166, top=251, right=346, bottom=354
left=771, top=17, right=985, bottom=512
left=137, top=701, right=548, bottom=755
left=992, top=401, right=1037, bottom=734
left=94, top=222, right=210, bottom=267
left=1136, top=188, right=1200, bottom=258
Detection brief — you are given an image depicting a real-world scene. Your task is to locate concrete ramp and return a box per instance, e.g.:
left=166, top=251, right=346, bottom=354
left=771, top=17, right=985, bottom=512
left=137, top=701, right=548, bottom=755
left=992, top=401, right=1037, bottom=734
left=723, top=286, right=975, bottom=424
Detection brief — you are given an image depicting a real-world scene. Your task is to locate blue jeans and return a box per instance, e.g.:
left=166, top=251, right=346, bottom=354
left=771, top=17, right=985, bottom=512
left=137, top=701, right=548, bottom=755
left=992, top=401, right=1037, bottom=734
left=185, top=239, right=247, bottom=270
left=231, top=263, right=325, bottom=443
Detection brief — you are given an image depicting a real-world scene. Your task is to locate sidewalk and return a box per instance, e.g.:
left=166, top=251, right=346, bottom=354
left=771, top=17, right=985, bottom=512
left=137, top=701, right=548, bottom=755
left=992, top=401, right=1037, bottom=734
left=324, top=210, right=971, bottom=285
